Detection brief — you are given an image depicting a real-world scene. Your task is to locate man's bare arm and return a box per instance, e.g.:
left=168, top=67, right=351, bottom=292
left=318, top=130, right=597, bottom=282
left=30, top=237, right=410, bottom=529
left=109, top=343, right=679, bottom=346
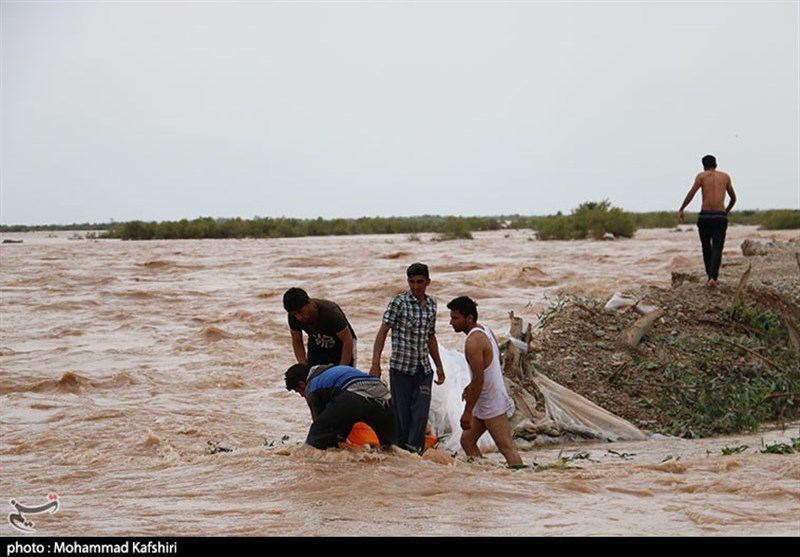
left=428, top=333, right=445, bottom=385
left=461, top=334, right=487, bottom=430
left=370, top=322, right=391, bottom=378
left=335, top=326, right=355, bottom=366
left=678, top=175, right=702, bottom=223
left=725, top=179, right=737, bottom=214
left=290, top=329, right=307, bottom=365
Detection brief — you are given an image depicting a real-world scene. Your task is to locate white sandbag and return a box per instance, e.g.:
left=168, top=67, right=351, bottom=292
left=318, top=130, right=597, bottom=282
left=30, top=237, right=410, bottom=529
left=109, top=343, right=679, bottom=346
left=531, top=371, right=648, bottom=441
left=604, top=292, right=637, bottom=312
left=605, top=292, right=659, bottom=315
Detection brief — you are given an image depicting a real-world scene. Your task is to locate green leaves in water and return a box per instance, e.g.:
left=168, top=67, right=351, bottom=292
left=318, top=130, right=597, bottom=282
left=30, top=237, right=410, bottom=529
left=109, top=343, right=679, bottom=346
left=532, top=450, right=597, bottom=471
left=720, top=445, right=749, bottom=455
left=760, top=437, right=800, bottom=454
left=205, top=440, right=233, bottom=455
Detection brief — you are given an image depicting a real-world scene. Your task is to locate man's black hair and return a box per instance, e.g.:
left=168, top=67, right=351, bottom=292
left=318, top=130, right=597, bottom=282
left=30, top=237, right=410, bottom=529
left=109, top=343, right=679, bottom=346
left=702, top=154, right=717, bottom=170
left=406, top=262, right=430, bottom=279
left=447, top=296, right=478, bottom=321
left=285, top=363, right=310, bottom=391
left=283, top=287, right=310, bottom=312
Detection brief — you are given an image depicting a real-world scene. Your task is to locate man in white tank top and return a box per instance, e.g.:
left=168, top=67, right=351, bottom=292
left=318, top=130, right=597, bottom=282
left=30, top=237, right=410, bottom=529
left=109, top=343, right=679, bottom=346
left=447, top=296, right=524, bottom=468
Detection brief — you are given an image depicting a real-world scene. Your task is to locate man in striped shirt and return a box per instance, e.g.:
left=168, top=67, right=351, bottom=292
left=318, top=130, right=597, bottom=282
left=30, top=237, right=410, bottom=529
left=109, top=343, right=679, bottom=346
left=369, top=262, right=445, bottom=454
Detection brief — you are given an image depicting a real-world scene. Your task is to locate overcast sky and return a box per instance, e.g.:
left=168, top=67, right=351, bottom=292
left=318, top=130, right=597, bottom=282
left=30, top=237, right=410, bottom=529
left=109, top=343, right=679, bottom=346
left=1, top=0, right=798, bottom=226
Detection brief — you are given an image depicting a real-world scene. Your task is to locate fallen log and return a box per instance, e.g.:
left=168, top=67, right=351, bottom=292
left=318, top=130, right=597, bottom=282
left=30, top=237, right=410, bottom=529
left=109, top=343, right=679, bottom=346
left=621, top=308, right=664, bottom=348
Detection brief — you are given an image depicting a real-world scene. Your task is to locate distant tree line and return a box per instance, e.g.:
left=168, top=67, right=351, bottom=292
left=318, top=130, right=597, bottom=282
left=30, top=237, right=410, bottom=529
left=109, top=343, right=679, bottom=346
left=101, top=215, right=501, bottom=241
left=0, top=222, right=111, bottom=233
left=1, top=206, right=796, bottom=241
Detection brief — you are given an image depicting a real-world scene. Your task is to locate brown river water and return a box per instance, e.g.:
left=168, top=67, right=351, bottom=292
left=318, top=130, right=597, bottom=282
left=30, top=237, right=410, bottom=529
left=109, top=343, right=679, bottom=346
left=1, top=226, right=798, bottom=537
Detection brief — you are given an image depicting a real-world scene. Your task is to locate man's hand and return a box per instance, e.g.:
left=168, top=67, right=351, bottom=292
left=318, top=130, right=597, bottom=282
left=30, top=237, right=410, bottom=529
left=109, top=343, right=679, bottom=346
left=434, top=367, right=445, bottom=385
left=369, top=362, right=381, bottom=378
left=677, top=209, right=685, bottom=223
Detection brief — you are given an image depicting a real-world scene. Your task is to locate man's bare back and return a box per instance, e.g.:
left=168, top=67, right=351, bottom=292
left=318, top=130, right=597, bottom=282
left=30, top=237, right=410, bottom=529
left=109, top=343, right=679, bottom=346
left=695, top=170, right=734, bottom=212
left=678, top=158, right=736, bottom=222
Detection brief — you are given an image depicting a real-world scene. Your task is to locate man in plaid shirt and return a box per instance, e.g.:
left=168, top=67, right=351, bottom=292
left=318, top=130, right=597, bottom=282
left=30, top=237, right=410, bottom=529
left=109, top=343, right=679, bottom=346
left=370, top=262, right=445, bottom=454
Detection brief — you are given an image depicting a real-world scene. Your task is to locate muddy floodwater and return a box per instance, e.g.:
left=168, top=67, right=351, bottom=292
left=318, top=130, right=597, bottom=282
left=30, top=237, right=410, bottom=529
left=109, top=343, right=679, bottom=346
left=1, top=226, right=798, bottom=536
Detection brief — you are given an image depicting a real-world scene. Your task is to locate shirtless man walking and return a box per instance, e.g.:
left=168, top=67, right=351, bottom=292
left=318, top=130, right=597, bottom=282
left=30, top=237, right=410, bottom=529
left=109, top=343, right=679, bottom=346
left=678, top=154, right=737, bottom=288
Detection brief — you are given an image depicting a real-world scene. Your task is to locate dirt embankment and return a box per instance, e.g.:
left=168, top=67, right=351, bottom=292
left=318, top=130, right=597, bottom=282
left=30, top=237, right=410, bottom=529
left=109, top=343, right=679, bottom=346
left=530, top=237, right=800, bottom=433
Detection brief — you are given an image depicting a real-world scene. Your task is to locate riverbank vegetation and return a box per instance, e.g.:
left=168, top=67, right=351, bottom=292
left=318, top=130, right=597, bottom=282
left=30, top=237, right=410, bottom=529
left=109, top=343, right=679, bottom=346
left=533, top=288, right=800, bottom=438
left=1, top=205, right=796, bottom=240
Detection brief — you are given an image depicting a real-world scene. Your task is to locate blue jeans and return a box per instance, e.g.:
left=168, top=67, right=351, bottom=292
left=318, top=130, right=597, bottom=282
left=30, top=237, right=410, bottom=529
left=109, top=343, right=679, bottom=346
left=389, top=367, right=433, bottom=453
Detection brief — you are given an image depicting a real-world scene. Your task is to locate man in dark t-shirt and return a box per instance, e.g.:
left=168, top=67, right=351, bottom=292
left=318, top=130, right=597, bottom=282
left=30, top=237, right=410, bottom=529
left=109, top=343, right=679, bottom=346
left=283, top=287, right=357, bottom=367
